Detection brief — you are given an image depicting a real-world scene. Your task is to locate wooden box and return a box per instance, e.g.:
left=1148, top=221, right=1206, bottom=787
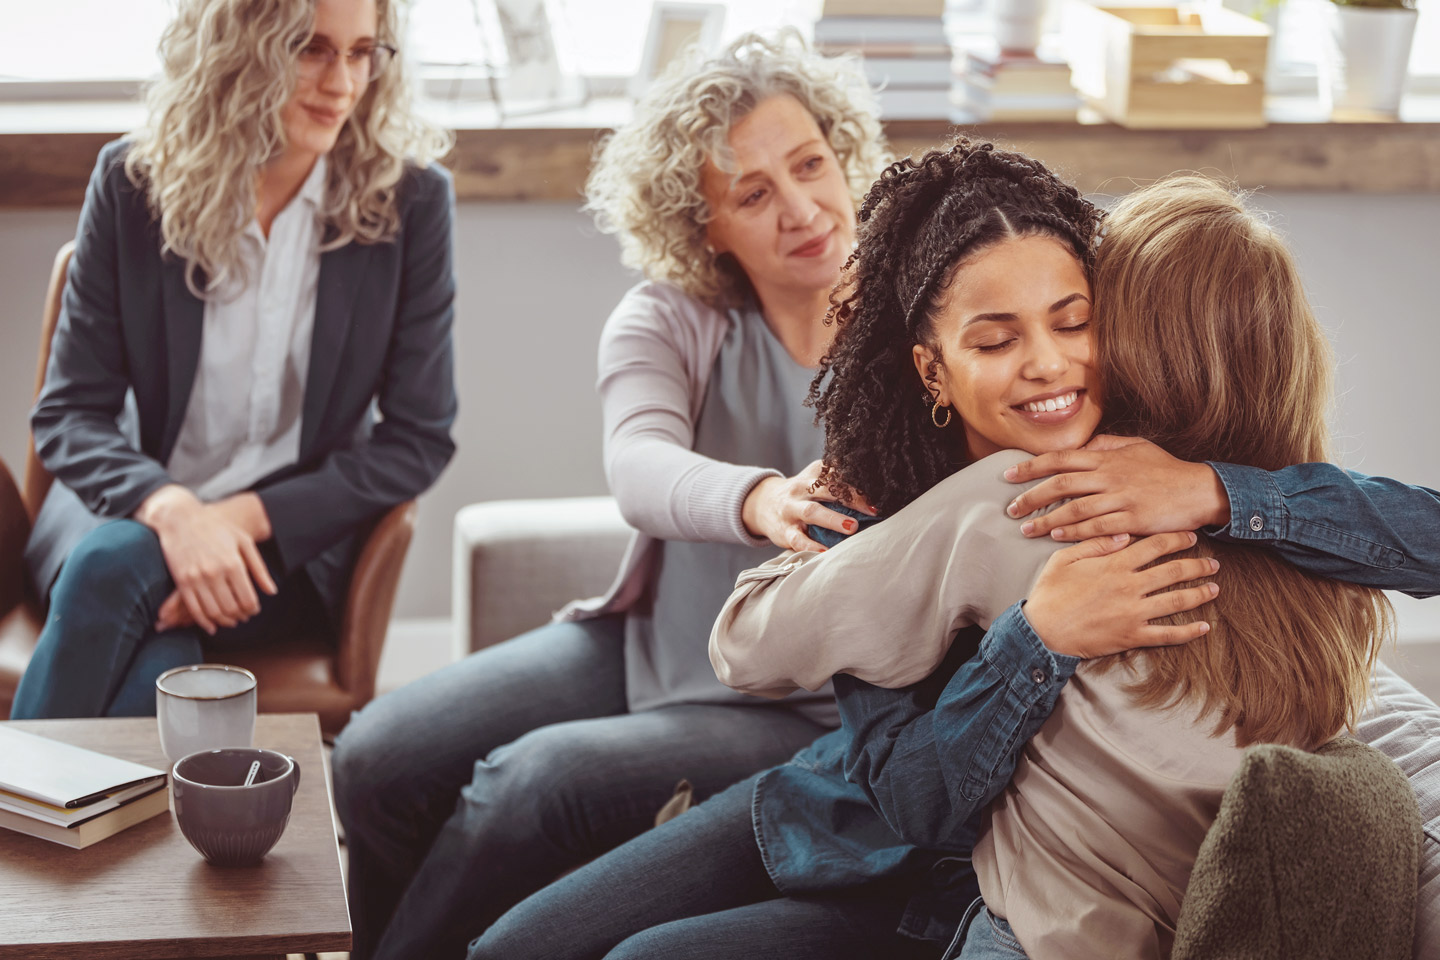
left=1065, top=2, right=1271, bottom=128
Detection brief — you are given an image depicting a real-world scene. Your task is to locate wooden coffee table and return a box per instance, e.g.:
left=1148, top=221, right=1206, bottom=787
left=0, top=713, right=350, bottom=959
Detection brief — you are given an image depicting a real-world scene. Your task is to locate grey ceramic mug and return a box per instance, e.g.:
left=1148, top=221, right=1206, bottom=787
left=172, top=748, right=301, bottom=866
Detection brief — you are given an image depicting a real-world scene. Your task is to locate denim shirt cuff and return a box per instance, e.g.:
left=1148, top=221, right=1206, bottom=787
left=1205, top=460, right=1288, bottom=543
left=982, top=602, right=1080, bottom=693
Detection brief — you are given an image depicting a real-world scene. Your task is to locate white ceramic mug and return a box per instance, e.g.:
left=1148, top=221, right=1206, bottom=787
left=156, top=664, right=258, bottom=764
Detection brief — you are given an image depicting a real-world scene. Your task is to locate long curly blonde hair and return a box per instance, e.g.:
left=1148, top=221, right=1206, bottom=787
left=585, top=29, right=891, bottom=307
left=125, top=0, right=453, bottom=297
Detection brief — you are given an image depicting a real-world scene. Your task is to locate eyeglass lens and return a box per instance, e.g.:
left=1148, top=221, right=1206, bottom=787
left=296, top=41, right=394, bottom=82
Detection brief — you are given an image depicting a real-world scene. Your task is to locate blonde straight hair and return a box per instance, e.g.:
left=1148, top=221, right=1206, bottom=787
left=1094, top=176, right=1391, bottom=749
left=125, top=0, right=452, bottom=297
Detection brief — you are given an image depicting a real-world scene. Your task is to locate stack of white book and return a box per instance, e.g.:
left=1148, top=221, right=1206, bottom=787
left=814, top=0, right=955, bottom=121
left=953, top=42, right=1081, bottom=122
left=0, top=727, right=168, bottom=849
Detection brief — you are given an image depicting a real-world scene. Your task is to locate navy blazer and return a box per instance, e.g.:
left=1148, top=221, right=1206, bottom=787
left=26, top=139, right=458, bottom=623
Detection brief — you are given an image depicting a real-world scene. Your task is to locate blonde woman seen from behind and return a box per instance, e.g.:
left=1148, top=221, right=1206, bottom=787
left=330, top=31, right=894, bottom=960
left=15, top=0, right=456, bottom=723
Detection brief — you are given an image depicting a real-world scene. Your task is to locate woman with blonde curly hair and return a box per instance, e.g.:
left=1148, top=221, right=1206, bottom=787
left=14, top=0, right=456, bottom=717
left=330, top=29, right=892, bottom=960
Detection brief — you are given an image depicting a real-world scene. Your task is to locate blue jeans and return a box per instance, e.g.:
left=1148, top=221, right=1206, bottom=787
left=331, top=615, right=833, bottom=960
left=948, top=899, right=1029, bottom=960
left=469, top=777, right=940, bottom=960
left=11, top=519, right=319, bottom=719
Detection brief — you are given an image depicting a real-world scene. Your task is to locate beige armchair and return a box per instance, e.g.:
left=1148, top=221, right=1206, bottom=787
left=451, top=496, right=631, bottom=659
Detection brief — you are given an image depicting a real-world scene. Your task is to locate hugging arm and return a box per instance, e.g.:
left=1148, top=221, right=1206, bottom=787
left=836, top=604, right=1075, bottom=851
left=1205, top=461, right=1440, bottom=598
left=846, top=450, right=1440, bottom=849
left=835, top=527, right=1214, bottom=849
left=1007, top=437, right=1440, bottom=597
left=710, top=451, right=1059, bottom=698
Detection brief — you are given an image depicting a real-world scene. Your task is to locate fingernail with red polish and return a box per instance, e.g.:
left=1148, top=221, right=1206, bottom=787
left=844, top=519, right=856, bottom=532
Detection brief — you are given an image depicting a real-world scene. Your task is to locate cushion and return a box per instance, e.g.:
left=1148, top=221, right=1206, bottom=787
left=1357, top=662, right=1440, bottom=959
left=1173, top=735, right=1419, bottom=960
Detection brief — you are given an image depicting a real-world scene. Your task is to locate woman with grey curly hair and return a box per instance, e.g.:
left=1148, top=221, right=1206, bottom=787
left=330, top=29, right=892, bottom=960
left=14, top=0, right=456, bottom=718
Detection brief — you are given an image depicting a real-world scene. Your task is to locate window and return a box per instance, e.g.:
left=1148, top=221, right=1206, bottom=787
left=408, top=0, right=823, bottom=97
left=1, top=0, right=168, bottom=86
left=2, top=0, right=1435, bottom=100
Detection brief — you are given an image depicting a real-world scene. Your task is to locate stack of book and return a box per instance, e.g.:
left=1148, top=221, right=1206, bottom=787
left=0, top=727, right=169, bottom=849
left=814, top=0, right=954, bottom=121
left=953, top=44, right=1081, bottom=122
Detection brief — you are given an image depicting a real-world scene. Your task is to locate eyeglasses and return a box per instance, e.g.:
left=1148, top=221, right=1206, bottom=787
left=295, top=39, right=397, bottom=83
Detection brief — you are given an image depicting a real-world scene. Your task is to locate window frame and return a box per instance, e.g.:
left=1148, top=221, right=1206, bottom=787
left=1, top=0, right=1436, bottom=104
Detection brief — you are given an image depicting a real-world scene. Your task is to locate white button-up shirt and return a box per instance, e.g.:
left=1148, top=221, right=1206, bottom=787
left=167, top=157, right=326, bottom=502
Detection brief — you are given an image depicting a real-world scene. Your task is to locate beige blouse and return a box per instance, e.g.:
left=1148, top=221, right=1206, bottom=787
left=709, top=448, right=1249, bottom=959
left=977, top=663, right=1243, bottom=959
left=709, top=449, right=1059, bottom=697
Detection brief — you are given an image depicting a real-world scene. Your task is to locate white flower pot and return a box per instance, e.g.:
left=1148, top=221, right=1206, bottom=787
left=1319, top=4, right=1419, bottom=117
left=995, top=0, right=1046, bottom=53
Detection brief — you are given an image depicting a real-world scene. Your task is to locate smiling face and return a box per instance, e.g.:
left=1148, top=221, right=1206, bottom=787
left=700, top=94, right=857, bottom=307
left=914, top=235, right=1102, bottom=461
left=278, top=0, right=378, bottom=163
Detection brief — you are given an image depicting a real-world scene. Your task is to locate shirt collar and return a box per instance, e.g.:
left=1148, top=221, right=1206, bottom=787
left=298, top=155, right=328, bottom=209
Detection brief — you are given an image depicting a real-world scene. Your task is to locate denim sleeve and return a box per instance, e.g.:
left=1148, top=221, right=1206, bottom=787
left=808, top=502, right=882, bottom=549
left=835, top=602, right=1079, bottom=851
left=1206, top=462, right=1440, bottom=598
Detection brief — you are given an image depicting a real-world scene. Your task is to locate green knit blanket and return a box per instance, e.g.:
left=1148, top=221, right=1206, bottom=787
left=1173, top=735, right=1420, bottom=959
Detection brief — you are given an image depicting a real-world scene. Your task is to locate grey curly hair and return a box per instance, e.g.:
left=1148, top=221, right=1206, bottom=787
left=584, top=29, right=891, bottom=307
left=125, top=0, right=453, bottom=298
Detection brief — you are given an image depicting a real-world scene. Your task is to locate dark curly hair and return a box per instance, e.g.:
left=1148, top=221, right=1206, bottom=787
left=809, top=138, right=1104, bottom=516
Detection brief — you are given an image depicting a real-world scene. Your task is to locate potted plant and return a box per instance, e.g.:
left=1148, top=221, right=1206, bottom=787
left=1320, top=0, right=1421, bottom=117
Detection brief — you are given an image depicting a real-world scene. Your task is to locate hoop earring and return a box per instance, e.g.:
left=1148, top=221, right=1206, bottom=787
left=931, top=400, right=952, bottom=429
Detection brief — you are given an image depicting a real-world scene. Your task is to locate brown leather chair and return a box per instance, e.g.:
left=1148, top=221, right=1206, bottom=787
left=0, top=243, right=416, bottom=736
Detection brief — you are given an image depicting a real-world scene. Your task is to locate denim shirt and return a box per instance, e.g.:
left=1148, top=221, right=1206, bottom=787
left=750, top=461, right=1440, bottom=944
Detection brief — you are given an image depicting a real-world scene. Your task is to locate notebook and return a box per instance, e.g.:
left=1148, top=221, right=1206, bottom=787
left=0, top=726, right=166, bottom=808
left=0, top=786, right=170, bottom=849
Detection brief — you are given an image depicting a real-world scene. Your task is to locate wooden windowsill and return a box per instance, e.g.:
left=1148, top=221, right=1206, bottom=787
left=2, top=95, right=1438, bottom=208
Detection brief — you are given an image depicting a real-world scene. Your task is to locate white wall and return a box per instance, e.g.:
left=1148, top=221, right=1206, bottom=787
left=1, top=193, right=1437, bottom=626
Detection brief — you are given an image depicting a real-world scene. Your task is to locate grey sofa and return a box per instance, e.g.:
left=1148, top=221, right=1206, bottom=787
left=451, top=497, right=1440, bottom=955
left=452, top=496, right=631, bottom=660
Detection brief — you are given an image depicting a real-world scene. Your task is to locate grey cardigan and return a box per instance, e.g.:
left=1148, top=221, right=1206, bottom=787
left=557, top=281, right=782, bottom=622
